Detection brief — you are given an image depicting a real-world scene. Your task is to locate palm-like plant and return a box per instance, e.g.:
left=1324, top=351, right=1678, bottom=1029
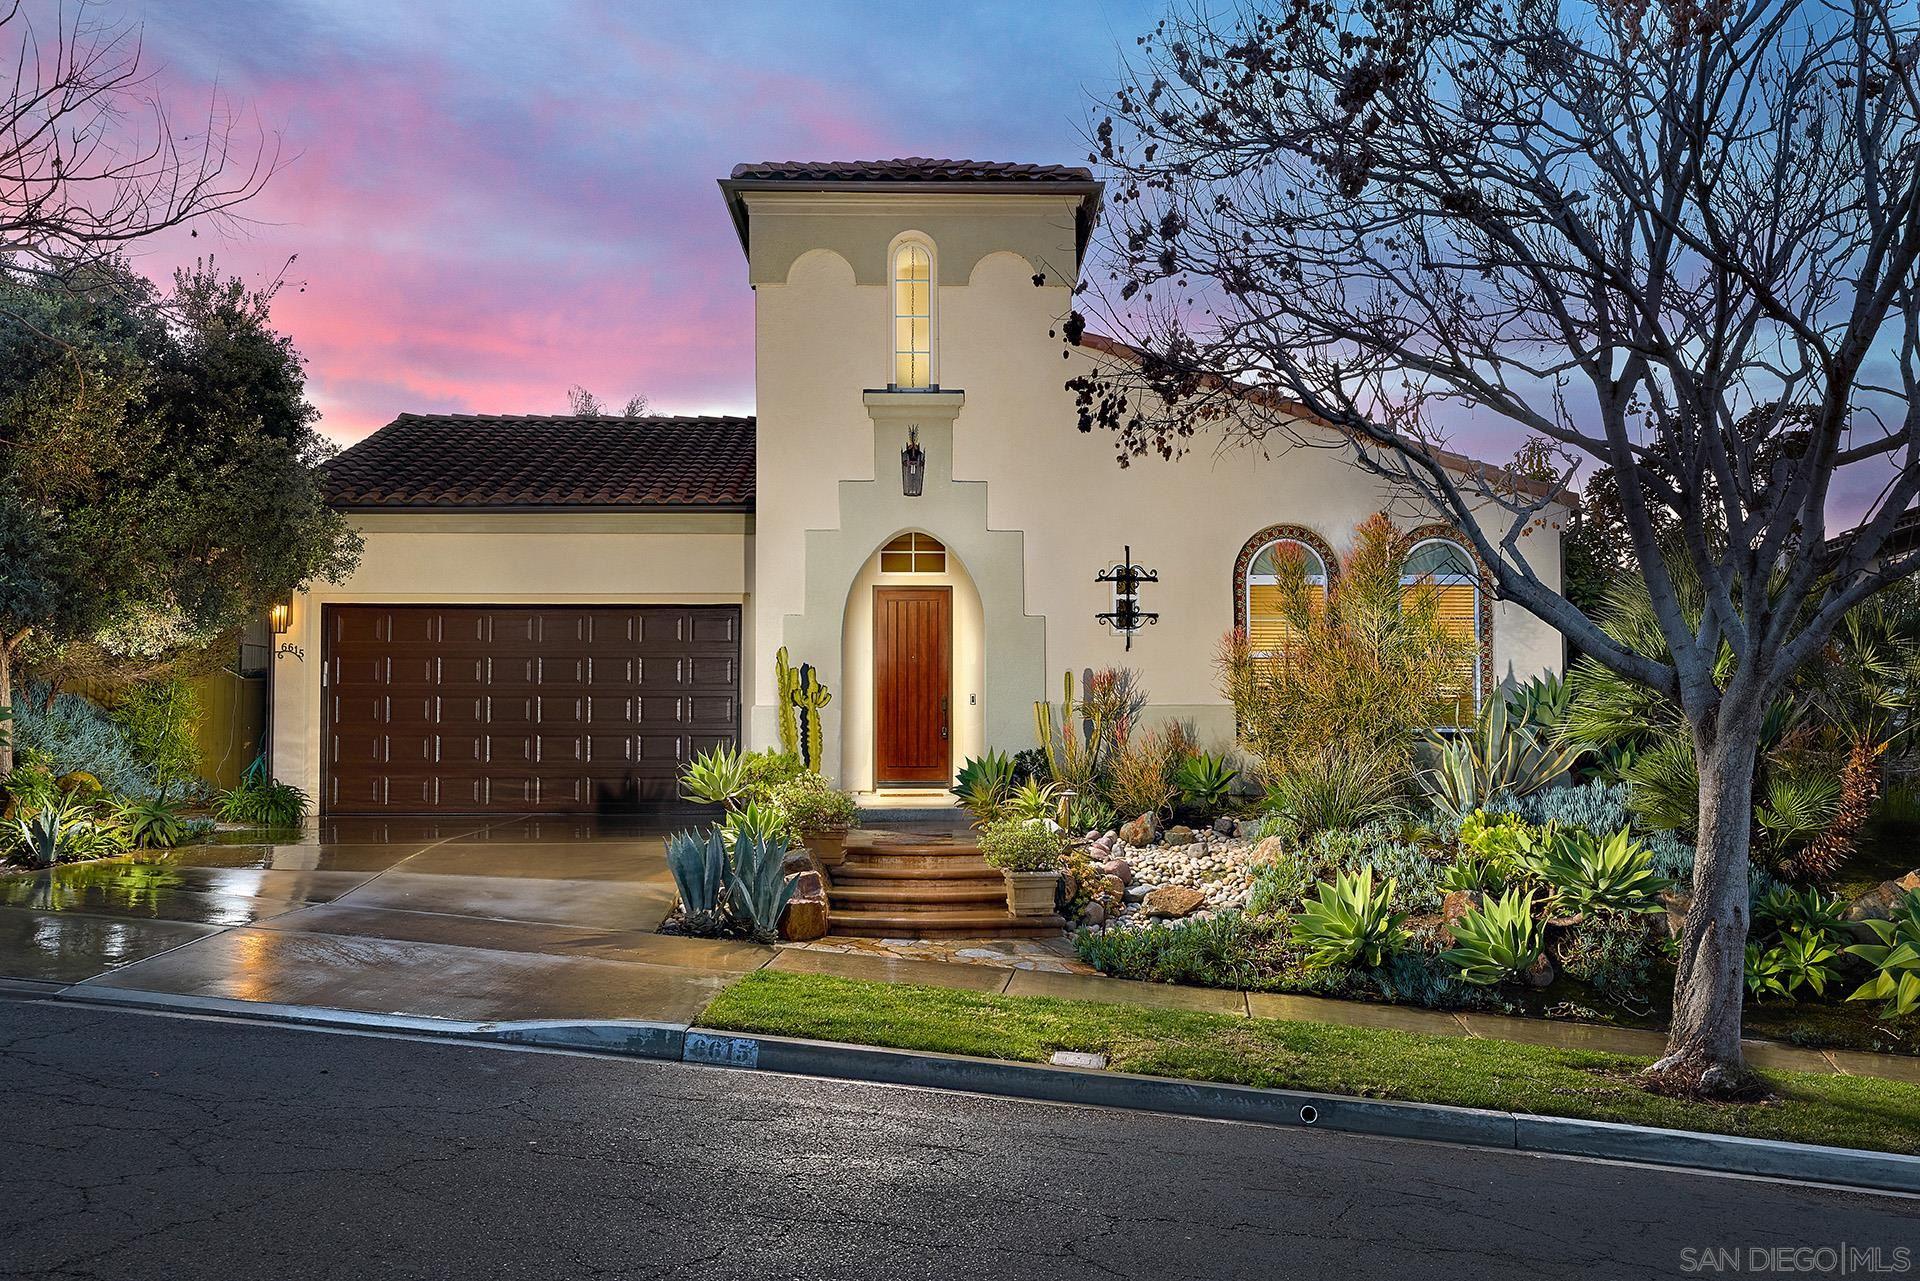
left=1290, top=866, right=1404, bottom=969
left=1440, top=888, right=1544, bottom=986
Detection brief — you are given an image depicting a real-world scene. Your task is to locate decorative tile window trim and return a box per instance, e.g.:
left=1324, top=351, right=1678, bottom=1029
left=1231, top=523, right=1340, bottom=635
left=1398, top=521, right=1496, bottom=713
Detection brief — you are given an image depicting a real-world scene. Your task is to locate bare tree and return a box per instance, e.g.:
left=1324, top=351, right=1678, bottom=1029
left=0, top=1, right=277, bottom=299
left=1070, top=0, right=1920, bottom=1092
left=566, top=384, right=648, bottom=417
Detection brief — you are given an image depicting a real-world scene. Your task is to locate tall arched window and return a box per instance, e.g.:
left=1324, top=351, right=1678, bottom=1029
left=1401, top=537, right=1482, bottom=724
left=1245, top=537, right=1329, bottom=661
left=892, top=241, right=934, bottom=388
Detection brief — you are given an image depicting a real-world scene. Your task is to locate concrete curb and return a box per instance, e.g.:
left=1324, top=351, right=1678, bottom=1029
left=656, top=1026, right=1920, bottom=1195
left=28, top=985, right=1920, bottom=1194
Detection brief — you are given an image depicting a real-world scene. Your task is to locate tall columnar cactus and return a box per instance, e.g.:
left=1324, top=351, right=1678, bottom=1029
left=774, top=647, right=801, bottom=757
left=792, top=662, right=832, bottom=771
left=1034, top=669, right=1105, bottom=787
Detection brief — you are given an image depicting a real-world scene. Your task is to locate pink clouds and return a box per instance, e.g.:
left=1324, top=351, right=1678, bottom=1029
left=104, top=0, right=1151, bottom=446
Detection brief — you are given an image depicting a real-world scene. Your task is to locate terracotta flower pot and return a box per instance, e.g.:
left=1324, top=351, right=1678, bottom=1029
left=1003, top=869, right=1060, bottom=917
left=804, top=827, right=850, bottom=869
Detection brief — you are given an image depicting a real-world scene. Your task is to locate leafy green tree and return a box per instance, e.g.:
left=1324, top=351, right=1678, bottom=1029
left=0, top=258, right=361, bottom=775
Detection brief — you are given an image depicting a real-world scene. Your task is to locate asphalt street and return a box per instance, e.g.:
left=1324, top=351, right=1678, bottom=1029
left=0, top=995, right=1913, bottom=1280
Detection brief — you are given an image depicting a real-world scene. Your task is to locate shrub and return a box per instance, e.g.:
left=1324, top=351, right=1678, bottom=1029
left=1556, top=910, right=1663, bottom=1000
left=978, top=818, right=1065, bottom=872
left=1754, top=884, right=1848, bottom=936
left=111, top=793, right=190, bottom=849
left=739, top=749, right=806, bottom=797
left=12, top=684, right=157, bottom=798
left=214, top=761, right=309, bottom=830
left=112, top=677, right=202, bottom=800
left=1105, top=723, right=1182, bottom=818
left=1262, top=747, right=1406, bottom=835
left=1290, top=866, right=1404, bottom=969
left=765, top=771, right=858, bottom=837
left=1514, top=781, right=1697, bottom=884
left=1441, top=888, right=1544, bottom=986
left=1247, top=854, right=1318, bottom=918
left=1218, top=513, right=1472, bottom=787
left=1073, top=913, right=1277, bottom=988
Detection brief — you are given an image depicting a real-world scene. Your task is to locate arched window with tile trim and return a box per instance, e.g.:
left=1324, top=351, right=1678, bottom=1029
left=1232, top=525, right=1337, bottom=667
left=1400, top=535, right=1484, bottom=725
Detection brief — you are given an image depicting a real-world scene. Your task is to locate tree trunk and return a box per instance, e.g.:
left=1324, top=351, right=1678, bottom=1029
left=1651, top=706, right=1764, bottom=1095
left=0, top=638, right=13, bottom=780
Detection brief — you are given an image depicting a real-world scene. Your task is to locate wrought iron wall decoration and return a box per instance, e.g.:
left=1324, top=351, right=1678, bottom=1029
left=1095, top=545, right=1159, bottom=650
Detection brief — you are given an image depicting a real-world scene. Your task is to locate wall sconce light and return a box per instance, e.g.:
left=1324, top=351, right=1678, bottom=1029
left=269, top=599, right=293, bottom=635
left=1095, top=545, right=1159, bottom=651
left=901, top=426, right=925, bottom=497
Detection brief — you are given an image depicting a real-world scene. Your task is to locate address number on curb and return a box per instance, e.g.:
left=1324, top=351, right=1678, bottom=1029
left=683, top=1033, right=760, bottom=1069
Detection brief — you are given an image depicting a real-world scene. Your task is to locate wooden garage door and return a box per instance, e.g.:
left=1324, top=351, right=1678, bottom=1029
left=323, top=606, right=740, bottom=814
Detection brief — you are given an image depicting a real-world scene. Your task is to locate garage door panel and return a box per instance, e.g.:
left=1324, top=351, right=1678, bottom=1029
left=324, top=605, right=740, bottom=813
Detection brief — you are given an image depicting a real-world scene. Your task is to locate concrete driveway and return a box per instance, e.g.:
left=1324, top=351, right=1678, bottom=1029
left=0, top=815, right=768, bottom=1023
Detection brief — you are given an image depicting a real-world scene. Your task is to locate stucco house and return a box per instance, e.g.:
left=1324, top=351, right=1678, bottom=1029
left=271, top=158, right=1567, bottom=816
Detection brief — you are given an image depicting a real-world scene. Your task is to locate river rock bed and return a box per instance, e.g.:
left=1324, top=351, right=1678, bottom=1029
left=1078, top=825, right=1262, bottom=929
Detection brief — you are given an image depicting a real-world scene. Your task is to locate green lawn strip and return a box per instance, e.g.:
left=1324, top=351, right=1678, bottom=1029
left=699, top=970, right=1920, bottom=1156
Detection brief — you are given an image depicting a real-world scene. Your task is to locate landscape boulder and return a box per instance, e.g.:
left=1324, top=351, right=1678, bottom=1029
left=1249, top=836, right=1290, bottom=867
left=779, top=871, right=830, bottom=941
left=1163, top=825, right=1197, bottom=847
left=1118, top=812, right=1163, bottom=848
left=1847, top=872, right=1920, bottom=924
left=1143, top=885, right=1208, bottom=919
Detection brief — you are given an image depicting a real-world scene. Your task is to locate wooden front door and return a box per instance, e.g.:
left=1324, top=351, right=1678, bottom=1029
left=873, top=587, right=952, bottom=786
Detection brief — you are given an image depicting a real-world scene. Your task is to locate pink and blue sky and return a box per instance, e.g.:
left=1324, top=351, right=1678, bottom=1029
left=116, top=0, right=1157, bottom=445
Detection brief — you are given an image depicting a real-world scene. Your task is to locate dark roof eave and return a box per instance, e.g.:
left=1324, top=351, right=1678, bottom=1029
left=718, top=176, right=1105, bottom=259
left=334, top=502, right=755, bottom=515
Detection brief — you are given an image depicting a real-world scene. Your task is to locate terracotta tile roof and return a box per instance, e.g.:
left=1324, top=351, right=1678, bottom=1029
left=1075, top=332, right=1572, bottom=507
left=323, top=413, right=755, bottom=510
left=727, top=158, right=1095, bottom=184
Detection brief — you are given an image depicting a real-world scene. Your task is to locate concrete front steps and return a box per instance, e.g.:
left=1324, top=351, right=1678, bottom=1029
left=825, top=831, right=1066, bottom=939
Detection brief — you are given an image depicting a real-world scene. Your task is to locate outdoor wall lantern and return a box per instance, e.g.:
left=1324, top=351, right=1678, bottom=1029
left=901, top=425, right=926, bottom=497
left=269, top=598, right=293, bottom=635
left=1095, top=546, right=1159, bottom=651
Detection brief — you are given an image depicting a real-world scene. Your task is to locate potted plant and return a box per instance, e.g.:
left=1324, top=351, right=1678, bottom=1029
left=766, top=771, right=860, bottom=868
left=979, top=817, right=1066, bottom=916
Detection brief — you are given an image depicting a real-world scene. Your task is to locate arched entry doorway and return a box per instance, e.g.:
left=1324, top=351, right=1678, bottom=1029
left=840, top=531, right=985, bottom=791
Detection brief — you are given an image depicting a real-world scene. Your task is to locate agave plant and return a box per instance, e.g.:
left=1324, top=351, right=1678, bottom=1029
left=112, top=794, right=190, bottom=849
left=1289, top=866, right=1404, bottom=969
left=680, top=744, right=748, bottom=807
left=1525, top=826, right=1668, bottom=916
left=727, top=829, right=800, bottom=942
left=665, top=828, right=729, bottom=935
left=1440, top=888, right=1544, bottom=985
left=723, top=799, right=791, bottom=847
left=1847, top=892, right=1920, bottom=1017
left=1746, top=930, right=1843, bottom=1001
left=952, top=750, right=1017, bottom=806
left=1000, top=777, right=1062, bottom=824
left=1417, top=694, right=1586, bottom=823
left=9, top=800, right=80, bottom=868
left=1173, top=752, right=1240, bottom=811
left=1754, top=884, right=1848, bottom=936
